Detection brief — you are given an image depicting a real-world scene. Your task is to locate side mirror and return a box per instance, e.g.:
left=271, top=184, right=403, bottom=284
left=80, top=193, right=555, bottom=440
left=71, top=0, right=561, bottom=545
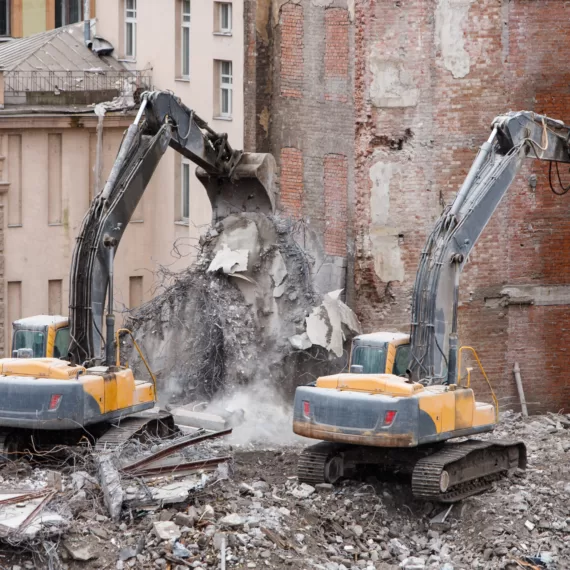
left=350, top=364, right=364, bottom=374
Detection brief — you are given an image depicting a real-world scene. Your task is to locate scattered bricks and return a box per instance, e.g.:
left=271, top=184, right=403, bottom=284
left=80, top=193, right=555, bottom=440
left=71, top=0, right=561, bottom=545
left=324, top=154, right=348, bottom=257
left=279, top=148, right=304, bottom=219
left=280, top=3, right=304, bottom=98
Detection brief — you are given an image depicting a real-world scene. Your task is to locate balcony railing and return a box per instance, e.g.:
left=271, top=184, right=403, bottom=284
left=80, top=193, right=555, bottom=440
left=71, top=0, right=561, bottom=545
left=2, top=69, right=153, bottom=107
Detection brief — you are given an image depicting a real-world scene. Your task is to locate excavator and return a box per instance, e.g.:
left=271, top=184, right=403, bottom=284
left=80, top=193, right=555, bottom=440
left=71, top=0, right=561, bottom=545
left=0, top=90, right=275, bottom=459
left=294, top=110, right=570, bottom=502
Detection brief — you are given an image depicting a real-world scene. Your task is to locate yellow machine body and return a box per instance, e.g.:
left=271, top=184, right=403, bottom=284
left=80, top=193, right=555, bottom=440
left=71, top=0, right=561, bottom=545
left=11, top=316, right=70, bottom=359
left=0, top=358, right=155, bottom=430
left=293, top=332, right=498, bottom=448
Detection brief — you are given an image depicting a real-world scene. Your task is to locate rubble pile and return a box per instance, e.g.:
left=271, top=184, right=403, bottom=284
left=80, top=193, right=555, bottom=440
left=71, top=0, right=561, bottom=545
left=123, top=213, right=361, bottom=403
left=1, top=410, right=568, bottom=569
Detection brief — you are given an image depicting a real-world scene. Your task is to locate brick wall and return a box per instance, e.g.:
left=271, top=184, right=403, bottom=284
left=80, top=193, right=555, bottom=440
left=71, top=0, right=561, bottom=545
left=325, top=8, right=349, bottom=103
left=280, top=147, right=304, bottom=219
left=280, top=3, right=304, bottom=99
left=244, top=0, right=355, bottom=297
left=353, top=0, right=570, bottom=413
left=245, top=0, right=570, bottom=412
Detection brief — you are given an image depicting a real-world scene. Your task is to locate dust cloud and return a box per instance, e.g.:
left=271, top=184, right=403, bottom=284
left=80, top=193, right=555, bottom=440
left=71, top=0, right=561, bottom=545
left=205, top=380, right=312, bottom=448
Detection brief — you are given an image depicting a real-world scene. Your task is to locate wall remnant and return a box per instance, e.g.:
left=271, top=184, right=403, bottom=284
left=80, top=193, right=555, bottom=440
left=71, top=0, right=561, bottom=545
left=435, top=0, right=474, bottom=79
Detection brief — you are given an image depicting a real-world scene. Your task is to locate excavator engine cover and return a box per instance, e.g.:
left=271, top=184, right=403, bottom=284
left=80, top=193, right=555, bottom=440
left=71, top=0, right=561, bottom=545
left=196, top=152, right=277, bottom=222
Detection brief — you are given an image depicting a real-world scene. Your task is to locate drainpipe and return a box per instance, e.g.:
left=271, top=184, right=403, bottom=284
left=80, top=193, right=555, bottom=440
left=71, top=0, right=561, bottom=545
left=84, top=0, right=91, bottom=46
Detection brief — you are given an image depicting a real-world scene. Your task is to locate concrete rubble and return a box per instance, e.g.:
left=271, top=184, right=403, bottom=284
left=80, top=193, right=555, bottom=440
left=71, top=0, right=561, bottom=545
left=123, top=213, right=361, bottom=403
left=0, top=409, right=568, bottom=569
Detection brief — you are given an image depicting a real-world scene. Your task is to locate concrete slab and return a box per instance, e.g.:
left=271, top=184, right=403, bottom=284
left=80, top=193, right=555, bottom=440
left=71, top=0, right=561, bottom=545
left=171, top=408, right=228, bottom=431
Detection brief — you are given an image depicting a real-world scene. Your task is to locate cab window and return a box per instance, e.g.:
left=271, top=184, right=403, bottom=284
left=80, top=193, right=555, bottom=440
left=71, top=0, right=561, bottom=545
left=392, top=344, right=410, bottom=376
left=351, top=346, right=387, bottom=374
left=13, top=330, right=46, bottom=357
left=53, top=327, right=70, bottom=359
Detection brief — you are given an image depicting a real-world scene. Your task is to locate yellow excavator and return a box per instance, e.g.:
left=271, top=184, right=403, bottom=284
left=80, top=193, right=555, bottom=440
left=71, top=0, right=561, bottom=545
left=294, top=111, right=570, bottom=501
left=0, top=91, right=275, bottom=459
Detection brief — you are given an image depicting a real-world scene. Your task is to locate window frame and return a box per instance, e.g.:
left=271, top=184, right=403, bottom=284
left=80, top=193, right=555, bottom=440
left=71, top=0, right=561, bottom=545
left=181, top=0, right=191, bottom=78
left=0, top=0, right=10, bottom=37
left=219, top=2, right=232, bottom=34
left=125, top=0, right=137, bottom=60
left=181, top=159, right=191, bottom=223
left=220, top=60, right=233, bottom=118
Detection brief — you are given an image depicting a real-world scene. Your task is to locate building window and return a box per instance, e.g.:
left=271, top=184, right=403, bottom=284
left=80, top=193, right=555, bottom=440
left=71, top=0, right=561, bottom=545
left=125, top=0, right=137, bottom=59
left=181, top=159, right=190, bottom=221
left=55, top=0, right=83, bottom=28
left=181, top=0, right=191, bottom=78
left=0, top=0, right=10, bottom=36
left=220, top=61, right=233, bottom=117
left=219, top=3, right=232, bottom=34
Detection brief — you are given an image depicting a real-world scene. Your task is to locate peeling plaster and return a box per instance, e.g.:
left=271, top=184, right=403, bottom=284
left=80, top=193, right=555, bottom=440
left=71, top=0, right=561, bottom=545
left=369, top=162, right=405, bottom=283
left=259, top=107, right=270, bottom=136
left=369, top=49, right=419, bottom=108
left=273, top=0, right=302, bottom=28
left=435, top=0, right=474, bottom=79
left=256, top=0, right=271, bottom=44
left=346, top=0, right=354, bottom=22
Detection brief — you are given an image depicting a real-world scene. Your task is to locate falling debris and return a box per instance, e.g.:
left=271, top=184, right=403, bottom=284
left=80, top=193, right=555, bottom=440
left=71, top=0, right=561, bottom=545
left=124, top=214, right=361, bottom=404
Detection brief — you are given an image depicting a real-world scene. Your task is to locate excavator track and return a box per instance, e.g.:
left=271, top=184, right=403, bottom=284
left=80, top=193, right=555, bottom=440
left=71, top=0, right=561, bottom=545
left=411, top=439, right=527, bottom=503
left=298, top=442, right=346, bottom=485
left=95, top=411, right=177, bottom=453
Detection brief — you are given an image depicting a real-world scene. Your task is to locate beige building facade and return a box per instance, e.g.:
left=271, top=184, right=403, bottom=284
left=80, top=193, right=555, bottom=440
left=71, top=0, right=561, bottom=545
left=96, top=0, right=245, bottom=260
left=0, top=2, right=246, bottom=355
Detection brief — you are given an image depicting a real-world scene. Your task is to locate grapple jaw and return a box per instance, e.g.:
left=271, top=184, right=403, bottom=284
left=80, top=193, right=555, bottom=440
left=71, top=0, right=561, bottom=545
left=196, top=153, right=277, bottom=222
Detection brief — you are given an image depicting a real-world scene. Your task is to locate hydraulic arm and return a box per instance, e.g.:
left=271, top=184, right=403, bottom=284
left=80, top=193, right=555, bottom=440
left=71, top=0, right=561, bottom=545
left=409, top=111, right=570, bottom=385
left=68, top=91, right=275, bottom=365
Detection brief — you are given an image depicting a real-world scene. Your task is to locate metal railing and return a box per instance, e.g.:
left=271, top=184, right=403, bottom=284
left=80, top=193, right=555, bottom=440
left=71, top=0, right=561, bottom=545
left=3, top=69, right=152, bottom=94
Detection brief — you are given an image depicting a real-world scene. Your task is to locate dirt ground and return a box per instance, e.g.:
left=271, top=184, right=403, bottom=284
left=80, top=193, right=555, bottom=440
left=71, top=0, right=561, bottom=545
left=0, top=411, right=569, bottom=570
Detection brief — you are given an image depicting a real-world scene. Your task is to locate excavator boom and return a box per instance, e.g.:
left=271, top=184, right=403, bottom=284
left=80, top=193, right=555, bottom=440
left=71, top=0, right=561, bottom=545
left=68, top=90, right=276, bottom=365
left=409, top=111, right=570, bottom=384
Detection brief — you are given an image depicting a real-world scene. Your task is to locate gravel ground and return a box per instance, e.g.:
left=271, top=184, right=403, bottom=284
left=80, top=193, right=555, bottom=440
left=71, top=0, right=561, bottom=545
left=0, top=411, right=568, bottom=570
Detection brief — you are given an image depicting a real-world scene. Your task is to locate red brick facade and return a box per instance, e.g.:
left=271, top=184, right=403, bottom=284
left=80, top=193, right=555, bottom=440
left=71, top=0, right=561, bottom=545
left=245, top=0, right=570, bottom=411
left=280, top=148, right=304, bottom=219
left=279, top=3, right=304, bottom=99
left=325, top=8, right=349, bottom=103
left=324, top=154, right=348, bottom=256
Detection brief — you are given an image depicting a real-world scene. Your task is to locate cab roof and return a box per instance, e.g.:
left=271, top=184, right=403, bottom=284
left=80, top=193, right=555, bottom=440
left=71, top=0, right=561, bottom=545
left=14, top=315, right=68, bottom=328
left=353, top=331, right=410, bottom=345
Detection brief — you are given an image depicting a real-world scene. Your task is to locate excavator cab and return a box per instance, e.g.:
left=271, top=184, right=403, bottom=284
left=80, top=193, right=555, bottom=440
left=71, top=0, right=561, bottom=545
left=349, top=332, right=410, bottom=376
left=11, top=316, right=70, bottom=359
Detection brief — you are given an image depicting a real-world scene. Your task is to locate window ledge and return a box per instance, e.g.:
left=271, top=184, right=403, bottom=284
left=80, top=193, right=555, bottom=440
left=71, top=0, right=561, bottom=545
left=175, top=220, right=190, bottom=227
left=175, top=77, right=191, bottom=83
left=48, top=223, right=63, bottom=227
left=213, top=32, right=233, bottom=37
left=7, top=224, right=22, bottom=228
left=118, top=58, right=137, bottom=63
left=130, top=219, right=144, bottom=224
left=213, top=116, right=233, bottom=121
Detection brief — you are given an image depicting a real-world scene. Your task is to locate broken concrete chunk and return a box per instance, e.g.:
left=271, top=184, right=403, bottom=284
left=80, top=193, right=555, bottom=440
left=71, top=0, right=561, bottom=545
left=171, top=408, right=228, bottom=431
left=291, top=483, right=315, bottom=499
left=220, top=513, right=246, bottom=527
left=399, top=558, right=425, bottom=569
left=273, top=282, right=287, bottom=298
left=153, top=521, right=181, bottom=541
left=289, top=332, right=312, bottom=350
left=64, top=540, right=99, bottom=561
left=269, top=250, right=288, bottom=287
left=207, top=244, right=249, bottom=274
left=96, top=454, right=123, bottom=522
